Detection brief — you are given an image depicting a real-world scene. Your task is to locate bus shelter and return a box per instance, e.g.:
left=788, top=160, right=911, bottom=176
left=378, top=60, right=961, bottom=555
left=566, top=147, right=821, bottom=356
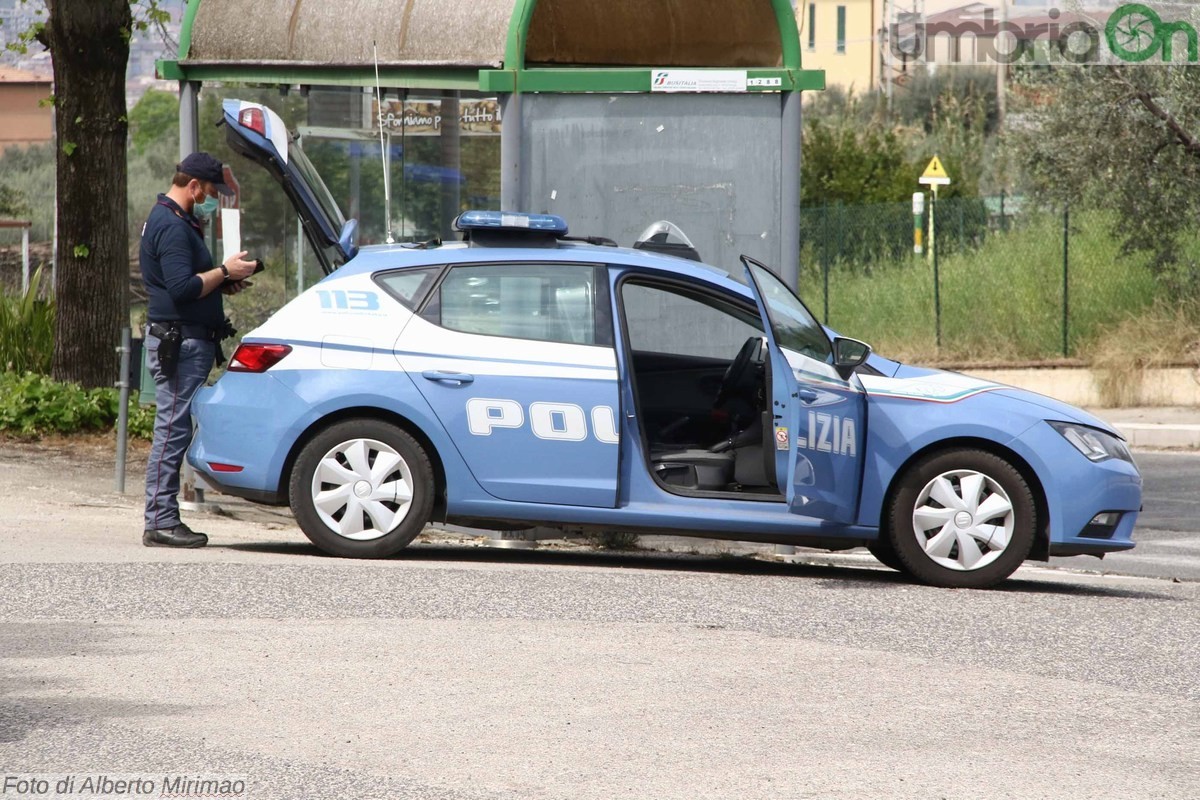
left=158, top=0, right=823, bottom=285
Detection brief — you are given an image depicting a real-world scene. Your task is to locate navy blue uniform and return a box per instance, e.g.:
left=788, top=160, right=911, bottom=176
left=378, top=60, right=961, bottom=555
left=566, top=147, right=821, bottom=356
left=141, top=193, right=219, bottom=533
left=140, top=193, right=223, bottom=332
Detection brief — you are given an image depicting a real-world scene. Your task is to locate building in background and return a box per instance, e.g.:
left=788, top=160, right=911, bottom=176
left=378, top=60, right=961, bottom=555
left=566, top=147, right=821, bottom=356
left=0, top=66, right=52, bottom=149
left=0, top=0, right=182, bottom=108
left=798, top=0, right=878, bottom=93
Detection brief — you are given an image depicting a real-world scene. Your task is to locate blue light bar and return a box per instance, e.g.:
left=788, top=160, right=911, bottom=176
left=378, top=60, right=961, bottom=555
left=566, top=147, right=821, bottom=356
left=454, top=210, right=569, bottom=236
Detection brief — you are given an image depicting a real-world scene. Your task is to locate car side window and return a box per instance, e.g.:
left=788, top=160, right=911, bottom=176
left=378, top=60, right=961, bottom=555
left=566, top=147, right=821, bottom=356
left=375, top=267, right=440, bottom=310
left=622, top=281, right=762, bottom=359
left=422, top=263, right=597, bottom=346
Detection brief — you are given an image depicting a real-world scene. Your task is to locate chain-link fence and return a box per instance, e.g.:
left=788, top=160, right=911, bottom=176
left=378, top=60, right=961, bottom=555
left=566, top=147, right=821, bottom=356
left=797, top=197, right=1161, bottom=364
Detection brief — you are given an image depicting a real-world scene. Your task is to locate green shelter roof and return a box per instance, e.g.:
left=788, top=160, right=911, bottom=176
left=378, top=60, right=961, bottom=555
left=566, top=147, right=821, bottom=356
left=163, top=0, right=819, bottom=91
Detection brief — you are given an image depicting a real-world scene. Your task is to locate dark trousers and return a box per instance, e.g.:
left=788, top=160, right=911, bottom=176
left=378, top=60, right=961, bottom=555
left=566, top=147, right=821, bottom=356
left=143, top=329, right=215, bottom=531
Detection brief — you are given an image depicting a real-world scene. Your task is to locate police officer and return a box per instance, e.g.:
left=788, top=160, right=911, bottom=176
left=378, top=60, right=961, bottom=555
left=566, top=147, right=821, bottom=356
left=141, top=152, right=257, bottom=548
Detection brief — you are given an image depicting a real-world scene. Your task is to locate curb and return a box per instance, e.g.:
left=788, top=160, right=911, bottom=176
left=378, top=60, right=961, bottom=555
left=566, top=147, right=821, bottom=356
left=1112, top=422, right=1200, bottom=450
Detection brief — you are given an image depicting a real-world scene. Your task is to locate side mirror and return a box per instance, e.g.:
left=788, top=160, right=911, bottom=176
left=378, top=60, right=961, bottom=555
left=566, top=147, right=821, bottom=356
left=338, top=218, right=360, bottom=260
left=832, top=337, right=872, bottom=379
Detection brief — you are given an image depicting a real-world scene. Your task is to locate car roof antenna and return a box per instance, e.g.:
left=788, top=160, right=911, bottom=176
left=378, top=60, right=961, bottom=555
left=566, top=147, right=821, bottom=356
left=373, top=41, right=395, bottom=244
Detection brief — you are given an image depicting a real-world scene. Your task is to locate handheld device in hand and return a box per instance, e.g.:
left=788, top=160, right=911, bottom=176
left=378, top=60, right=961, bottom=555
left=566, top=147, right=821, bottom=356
left=225, top=259, right=265, bottom=285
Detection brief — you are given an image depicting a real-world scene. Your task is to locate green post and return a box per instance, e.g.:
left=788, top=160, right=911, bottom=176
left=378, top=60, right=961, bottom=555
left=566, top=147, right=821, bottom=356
left=1062, top=204, right=1070, bottom=357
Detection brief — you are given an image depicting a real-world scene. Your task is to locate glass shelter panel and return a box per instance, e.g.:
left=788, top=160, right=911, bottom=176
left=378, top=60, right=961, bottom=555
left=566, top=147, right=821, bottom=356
left=518, top=93, right=785, bottom=273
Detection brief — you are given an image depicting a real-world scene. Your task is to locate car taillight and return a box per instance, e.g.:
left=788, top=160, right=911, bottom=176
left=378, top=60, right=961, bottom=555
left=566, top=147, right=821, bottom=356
left=238, top=107, right=265, bottom=136
left=228, top=343, right=291, bottom=373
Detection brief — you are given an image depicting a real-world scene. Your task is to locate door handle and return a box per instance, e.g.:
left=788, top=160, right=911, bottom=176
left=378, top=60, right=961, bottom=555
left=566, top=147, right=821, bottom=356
left=797, top=388, right=819, bottom=404
left=422, top=370, right=474, bottom=386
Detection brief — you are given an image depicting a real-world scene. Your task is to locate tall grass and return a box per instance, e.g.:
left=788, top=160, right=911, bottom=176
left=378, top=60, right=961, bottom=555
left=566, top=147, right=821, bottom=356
left=1089, top=302, right=1200, bottom=407
left=806, top=210, right=1159, bottom=363
left=0, top=266, right=54, bottom=374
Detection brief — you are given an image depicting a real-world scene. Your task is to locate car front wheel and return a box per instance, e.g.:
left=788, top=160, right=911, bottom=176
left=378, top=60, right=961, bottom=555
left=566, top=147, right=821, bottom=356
left=289, top=419, right=434, bottom=558
left=886, top=449, right=1036, bottom=588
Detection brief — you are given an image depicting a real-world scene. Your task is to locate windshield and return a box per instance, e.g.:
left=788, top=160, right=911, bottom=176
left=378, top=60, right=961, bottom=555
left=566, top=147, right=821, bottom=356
left=291, top=136, right=347, bottom=230
left=744, top=259, right=832, bottom=363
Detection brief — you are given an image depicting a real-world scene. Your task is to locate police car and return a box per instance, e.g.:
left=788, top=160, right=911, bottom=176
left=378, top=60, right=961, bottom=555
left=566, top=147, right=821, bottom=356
left=188, top=100, right=1142, bottom=588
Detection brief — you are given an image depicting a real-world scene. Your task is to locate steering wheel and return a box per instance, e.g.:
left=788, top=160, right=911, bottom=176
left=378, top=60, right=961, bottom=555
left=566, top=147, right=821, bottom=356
left=714, top=336, right=764, bottom=407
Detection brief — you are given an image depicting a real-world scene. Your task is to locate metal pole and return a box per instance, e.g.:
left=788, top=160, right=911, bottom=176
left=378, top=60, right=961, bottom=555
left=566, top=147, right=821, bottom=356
left=781, top=90, right=802, bottom=288
left=20, top=224, right=29, bottom=295
left=296, top=215, right=304, bottom=296
left=114, top=327, right=131, bottom=493
left=178, top=80, right=200, bottom=159
left=1062, top=204, right=1070, bottom=357
left=997, top=0, right=1007, bottom=132
left=499, top=92, right=523, bottom=210
left=822, top=207, right=830, bottom=324
left=440, top=91, right=462, bottom=237
left=932, top=186, right=941, bottom=350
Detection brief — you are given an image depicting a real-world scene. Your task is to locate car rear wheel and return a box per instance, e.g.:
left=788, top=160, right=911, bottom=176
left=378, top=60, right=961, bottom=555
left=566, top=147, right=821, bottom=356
left=289, top=419, right=433, bottom=558
left=886, top=449, right=1035, bottom=588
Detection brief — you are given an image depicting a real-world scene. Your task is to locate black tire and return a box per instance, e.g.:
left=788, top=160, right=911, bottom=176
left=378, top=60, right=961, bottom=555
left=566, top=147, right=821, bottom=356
left=289, top=419, right=434, bottom=558
left=886, top=449, right=1036, bottom=589
left=867, top=538, right=907, bottom=573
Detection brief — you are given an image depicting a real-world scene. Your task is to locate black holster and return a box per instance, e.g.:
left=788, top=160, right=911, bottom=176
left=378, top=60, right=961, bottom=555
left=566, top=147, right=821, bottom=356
left=149, top=322, right=183, bottom=379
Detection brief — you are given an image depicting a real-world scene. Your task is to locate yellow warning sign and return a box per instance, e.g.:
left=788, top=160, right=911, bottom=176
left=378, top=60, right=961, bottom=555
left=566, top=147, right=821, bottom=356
left=919, top=155, right=951, bottom=186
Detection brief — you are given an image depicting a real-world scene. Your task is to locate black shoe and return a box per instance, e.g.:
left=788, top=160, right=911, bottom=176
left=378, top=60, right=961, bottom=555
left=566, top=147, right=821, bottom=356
left=143, top=524, right=208, bottom=548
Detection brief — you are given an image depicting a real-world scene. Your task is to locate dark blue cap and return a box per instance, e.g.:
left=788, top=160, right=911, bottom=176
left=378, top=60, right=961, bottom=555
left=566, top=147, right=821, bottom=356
left=177, top=152, right=234, bottom=196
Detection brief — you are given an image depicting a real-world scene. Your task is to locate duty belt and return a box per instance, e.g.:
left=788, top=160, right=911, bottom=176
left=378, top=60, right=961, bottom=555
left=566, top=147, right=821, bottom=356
left=148, top=321, right=220, bottom=342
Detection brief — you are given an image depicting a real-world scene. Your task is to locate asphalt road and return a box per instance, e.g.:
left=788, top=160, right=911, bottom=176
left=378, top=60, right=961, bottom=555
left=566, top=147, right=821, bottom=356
left=1, top=441, right=1198, bottom=800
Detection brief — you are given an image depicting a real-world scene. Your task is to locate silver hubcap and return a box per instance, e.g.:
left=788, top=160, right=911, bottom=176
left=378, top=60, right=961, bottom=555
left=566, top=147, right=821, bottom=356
left=911, top=469, right=1014, bottom=572
left=310, top=438, right=415, bottom=541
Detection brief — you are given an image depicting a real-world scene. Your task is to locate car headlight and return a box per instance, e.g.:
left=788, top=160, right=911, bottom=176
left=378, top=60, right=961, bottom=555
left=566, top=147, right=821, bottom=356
left=1048, top=421, right=1134, bottom=464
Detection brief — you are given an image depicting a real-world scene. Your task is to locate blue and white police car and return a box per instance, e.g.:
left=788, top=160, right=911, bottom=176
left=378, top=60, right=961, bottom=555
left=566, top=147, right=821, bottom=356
left=189, top=100, right=1142, bottom=588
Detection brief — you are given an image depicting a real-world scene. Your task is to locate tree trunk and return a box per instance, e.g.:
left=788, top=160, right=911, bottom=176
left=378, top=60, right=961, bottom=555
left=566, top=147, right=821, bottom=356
left=45, top=0, right=131, bottom=389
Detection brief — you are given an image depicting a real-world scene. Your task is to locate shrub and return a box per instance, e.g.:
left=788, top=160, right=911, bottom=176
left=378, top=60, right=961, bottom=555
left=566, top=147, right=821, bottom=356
left=0, top=371, right=154, bottom=439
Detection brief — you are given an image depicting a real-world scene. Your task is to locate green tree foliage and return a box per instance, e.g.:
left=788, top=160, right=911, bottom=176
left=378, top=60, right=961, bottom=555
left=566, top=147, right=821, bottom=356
left=128, top=87, right=180, bottom=155
left=0, top=179, right=27, bottom=219
left=1012, top=66, right=1200, bottom=288
left=893, top=68, right=1000, bottom=136
left=0, top=144, right=53, bottom=240
left=801, top=75, right=994, bottom=205
left=801, top=115, right=917, bottom=205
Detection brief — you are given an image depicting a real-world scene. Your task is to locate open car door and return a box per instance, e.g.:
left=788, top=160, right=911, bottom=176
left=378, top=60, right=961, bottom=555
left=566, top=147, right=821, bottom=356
left=221, top=99, right=357, bottom=275
left=742, top=257, right=867, bottom=525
